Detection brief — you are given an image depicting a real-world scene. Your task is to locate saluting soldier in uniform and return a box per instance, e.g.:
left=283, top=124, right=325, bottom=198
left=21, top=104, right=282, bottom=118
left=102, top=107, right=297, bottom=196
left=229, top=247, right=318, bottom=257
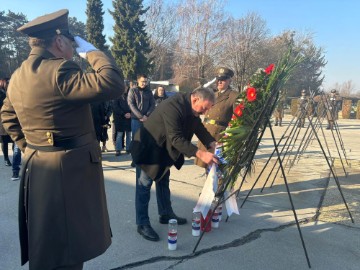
left=1, top=10, right=124, bottom=270
left=297, top=89, right=308, bottom=128
left=195, top=67, right=238, bottom=168
left=326, top=89, right=341, bottom=130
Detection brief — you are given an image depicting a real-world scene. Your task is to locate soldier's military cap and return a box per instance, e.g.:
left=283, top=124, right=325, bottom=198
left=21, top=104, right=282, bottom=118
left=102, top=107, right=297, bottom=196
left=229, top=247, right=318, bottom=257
left=331, top=89, right=336, bottom=93
left=216, top=67, right=234, bottom=80
left=17, top=9, right=74, bottom=41
left=301, top=89, right=306, bottom=94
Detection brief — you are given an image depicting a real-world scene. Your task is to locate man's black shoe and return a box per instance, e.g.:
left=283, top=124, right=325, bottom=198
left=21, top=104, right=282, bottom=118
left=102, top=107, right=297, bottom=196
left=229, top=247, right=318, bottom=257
left=11, top=171, right=20, bottom=181
left=137, top=225, right=159, bottom=241
left=4, top=159, right=12, bottom=166
left=159, top=214, right=187, bottom=225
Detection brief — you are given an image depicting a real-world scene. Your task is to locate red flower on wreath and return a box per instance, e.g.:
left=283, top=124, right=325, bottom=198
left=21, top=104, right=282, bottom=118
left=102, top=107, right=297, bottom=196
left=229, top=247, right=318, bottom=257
left=228, top=115, right=236, bottom=127
left=246, top=87, right=257, bottom=102
left=265, top=64, right=275, bottom=75
left=234, top=103, right=245, bottom=117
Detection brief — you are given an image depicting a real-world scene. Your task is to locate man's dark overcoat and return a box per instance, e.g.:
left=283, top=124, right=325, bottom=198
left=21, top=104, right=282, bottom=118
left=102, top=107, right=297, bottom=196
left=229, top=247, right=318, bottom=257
left=131, top=93, right=215, bottom=181
left=112, top=93, right=131, bottom=132
left=91, top=101, right=108, bottom=142
left=1, top=48, right=124, bottom=270
left=195, top=88, right=238, bottom=168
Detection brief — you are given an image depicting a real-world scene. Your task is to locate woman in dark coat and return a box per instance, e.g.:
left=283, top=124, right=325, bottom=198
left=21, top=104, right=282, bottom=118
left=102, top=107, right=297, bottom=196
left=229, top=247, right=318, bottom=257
left=153, top=85, right=168, bottom=106
left=112, top=87, right=132, bottom=155
left=0, top=78, right=13, bottom=166
left=91, top=101, right=109, bottom=145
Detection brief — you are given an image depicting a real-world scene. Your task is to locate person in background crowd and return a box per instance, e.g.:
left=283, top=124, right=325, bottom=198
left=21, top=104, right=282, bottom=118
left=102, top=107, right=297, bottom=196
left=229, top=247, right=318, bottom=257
left=274, top=91, right=285, bottom=127
left=0, top=78, right=22, bottom=181
left=326, top=89, right=341, bottom=130
left=102, top=101, right=112, bottom=152
left=131, top=87, right=218, bottom=242
left=0, top=78, right=13, bottom=167
left=111, top=112, right=122, bottom=148
left=91, top=101, right=111, bottom=149
left=111, top=82, right=128, bottom=151
left=129, top=80, right=137, bottom=89
left=128, top=74, right=155, bottom=139
left=112, top=82, right=132, bottom=156
left=1, top=9, right=124, bottom=270
left=195, top=67, right=238, bottom=170
left=128, top=74, right=155, bottom=167
left=11, top=142, right=22, bottom=181
left=153, top=85, right=168, bottom=106
left=297, top=89, right=308, bottom=128
left=0, top=78, right=22, bottom=180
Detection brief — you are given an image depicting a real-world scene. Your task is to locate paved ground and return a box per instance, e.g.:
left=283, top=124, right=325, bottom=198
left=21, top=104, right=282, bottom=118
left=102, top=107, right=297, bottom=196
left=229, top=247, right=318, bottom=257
left=1, top=115, right=359, bottom=270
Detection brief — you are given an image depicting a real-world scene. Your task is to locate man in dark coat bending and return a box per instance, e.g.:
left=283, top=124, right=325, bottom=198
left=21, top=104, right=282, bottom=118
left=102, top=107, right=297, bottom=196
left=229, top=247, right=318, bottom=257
left=131, top=87, right=218, bottom=241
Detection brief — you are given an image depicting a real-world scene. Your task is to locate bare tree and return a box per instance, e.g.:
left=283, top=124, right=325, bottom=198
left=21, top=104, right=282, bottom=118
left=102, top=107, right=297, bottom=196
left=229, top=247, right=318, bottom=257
left=220, top=12, right=269, bottom=91
left=339, top=80, right=356, bottom=97
left=141, top=0, right=333, bottom=96
left=144, top=0, right=178, bottom=80
left=172, top=0, right=228, bottom=89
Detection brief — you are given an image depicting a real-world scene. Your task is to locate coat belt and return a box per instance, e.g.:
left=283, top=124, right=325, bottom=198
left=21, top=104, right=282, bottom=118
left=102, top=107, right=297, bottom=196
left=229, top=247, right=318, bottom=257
left=204, top=118, right=227, bottom=127
left=27, top=133, right=96, bottom=152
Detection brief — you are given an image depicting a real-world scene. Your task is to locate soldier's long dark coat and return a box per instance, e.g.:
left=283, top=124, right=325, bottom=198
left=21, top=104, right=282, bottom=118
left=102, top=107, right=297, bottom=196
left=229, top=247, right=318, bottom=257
left=1, top=48, right=124, bottom=270
left=195, top=88, right=238, bottom=168
left=131, top=93, right=215, bottom=181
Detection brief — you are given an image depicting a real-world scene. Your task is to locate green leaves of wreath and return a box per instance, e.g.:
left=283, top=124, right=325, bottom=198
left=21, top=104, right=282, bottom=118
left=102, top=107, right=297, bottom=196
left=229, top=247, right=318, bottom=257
left=218, top=46, right=305, bottom=191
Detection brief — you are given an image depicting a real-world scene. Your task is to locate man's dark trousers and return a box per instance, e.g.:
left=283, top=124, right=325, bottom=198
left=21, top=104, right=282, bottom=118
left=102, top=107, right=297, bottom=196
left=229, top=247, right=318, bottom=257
left=135, top=166, right=173, bottom=225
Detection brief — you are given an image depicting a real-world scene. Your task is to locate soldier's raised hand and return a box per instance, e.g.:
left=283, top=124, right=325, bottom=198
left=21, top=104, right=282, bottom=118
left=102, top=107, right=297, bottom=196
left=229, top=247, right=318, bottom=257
left=74, top=36, right=98, bottom=59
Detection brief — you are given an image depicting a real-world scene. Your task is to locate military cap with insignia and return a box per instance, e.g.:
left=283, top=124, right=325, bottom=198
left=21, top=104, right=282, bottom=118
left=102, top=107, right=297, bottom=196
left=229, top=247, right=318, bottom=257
left=17, top=9, right=74, bottom=41
left=216, top=67, right=234, bottom=80
left=330, top=89, right=336, bottom=93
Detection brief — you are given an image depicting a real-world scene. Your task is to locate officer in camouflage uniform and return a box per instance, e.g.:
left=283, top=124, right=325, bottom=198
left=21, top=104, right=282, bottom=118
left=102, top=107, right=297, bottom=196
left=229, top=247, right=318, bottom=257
left=195, top=67, right=238, bottom=168
left=274, top=92, right=285, bottom=126
left=297, top=89, right=308, bottom=128
left=326, top=89, right=341, bottom=130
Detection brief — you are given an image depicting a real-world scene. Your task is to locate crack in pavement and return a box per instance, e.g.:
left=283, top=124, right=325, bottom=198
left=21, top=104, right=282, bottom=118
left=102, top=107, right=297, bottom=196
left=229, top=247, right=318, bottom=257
left=106, top=161, right=357, bottom=269
left=110, top=216, right=316, bottom=270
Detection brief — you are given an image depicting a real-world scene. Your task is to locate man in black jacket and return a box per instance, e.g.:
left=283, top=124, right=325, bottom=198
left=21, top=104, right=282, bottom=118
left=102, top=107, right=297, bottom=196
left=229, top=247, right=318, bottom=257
left=131, top=87, right=218, bottom=241
left=127, top=74, right=155, bottom=139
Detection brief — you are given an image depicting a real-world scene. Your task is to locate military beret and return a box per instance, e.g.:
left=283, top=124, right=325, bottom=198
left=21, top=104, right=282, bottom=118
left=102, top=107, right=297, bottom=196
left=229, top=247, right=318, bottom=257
left=216, top=67, right=234, bottom=80
left=17, top=9, right=74, bottom=41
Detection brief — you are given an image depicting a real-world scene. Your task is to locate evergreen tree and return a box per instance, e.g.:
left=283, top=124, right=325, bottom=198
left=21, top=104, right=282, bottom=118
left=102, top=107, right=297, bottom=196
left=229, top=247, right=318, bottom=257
left=109, top=0, right=153, bottom=80
left=69, top=17, right=86, bottom=38
left=0, top=11, right=28, bottom=78
left=68, top=16, right=87, bottom=70
left=85, top=0, right=108, bottom=51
